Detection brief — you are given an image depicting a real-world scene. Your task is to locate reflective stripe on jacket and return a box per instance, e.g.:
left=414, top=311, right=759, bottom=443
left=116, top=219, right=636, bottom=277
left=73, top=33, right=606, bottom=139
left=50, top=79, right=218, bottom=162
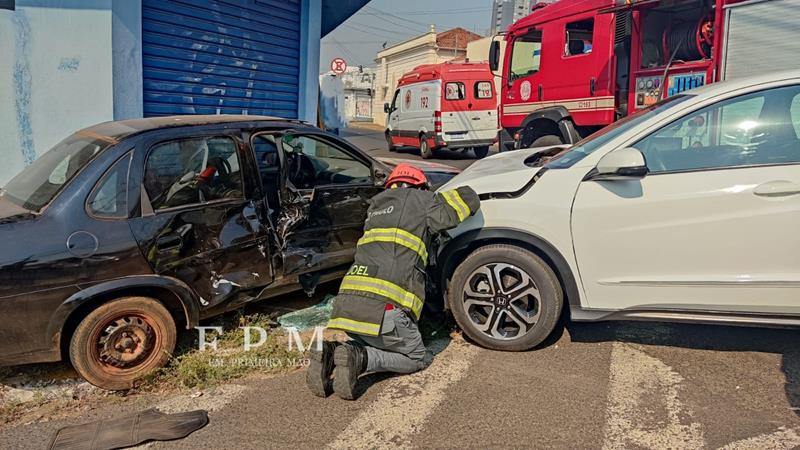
left=329, top=186, right=480, bottom=336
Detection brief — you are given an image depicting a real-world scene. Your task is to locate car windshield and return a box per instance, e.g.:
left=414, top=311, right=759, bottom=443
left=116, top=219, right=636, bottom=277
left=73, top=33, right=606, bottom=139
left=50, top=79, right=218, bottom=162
left=1, top=133, right=111, bottom=212
left=545, top=95, right=693, bottom=169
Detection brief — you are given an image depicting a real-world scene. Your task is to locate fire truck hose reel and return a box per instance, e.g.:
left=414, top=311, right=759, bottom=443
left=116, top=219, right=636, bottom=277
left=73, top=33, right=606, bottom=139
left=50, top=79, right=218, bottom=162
left=663, top=18, right=713, bottom=62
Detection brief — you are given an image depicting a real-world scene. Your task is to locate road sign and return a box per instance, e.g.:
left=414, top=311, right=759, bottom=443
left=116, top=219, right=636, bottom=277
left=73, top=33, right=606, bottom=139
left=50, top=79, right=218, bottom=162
left=331, top=58, right=347, bottom=75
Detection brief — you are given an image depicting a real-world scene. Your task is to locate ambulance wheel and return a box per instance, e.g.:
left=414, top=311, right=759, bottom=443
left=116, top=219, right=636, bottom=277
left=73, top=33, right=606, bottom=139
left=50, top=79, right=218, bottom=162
left=448, top=244, right=562, bottom=351
left=420, top=134, right=434, bottom=159
left=386, top=131, right=396, bottom=152
left=473, top=146, right=489, bottom=159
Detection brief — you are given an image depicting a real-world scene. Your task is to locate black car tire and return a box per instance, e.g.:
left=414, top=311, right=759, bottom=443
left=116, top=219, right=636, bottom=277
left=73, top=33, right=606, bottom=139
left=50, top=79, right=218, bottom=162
left=420, top=133, right=434, bottom=159
left=448, top=244, right=562, bottom=351
left=386, top=131, right=396, bottom=152
left=530, top=134, right=563, bottom=148
left=69, top=296, right=177, bottom=390
left=473, top=146, right=490, bottom=159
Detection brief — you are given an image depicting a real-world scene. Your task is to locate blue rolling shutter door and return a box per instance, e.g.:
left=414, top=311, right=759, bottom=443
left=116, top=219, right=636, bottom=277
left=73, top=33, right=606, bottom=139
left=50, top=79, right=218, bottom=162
left=141, top=0, right=300, bottom=118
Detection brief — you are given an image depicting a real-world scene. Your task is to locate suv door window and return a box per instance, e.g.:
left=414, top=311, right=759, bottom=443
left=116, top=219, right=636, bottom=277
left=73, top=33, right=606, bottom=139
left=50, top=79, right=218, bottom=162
left=144, top=136, right=243, bottom=210
left=281, top=134, right=371, bottom=189
left=635, top=85, right=800, bottom=173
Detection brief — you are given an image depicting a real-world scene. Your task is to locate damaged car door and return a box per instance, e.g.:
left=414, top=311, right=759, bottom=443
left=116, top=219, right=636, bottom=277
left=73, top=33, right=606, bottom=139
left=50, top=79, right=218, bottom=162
left=128, top=129, right=273, bottom=309
left=277, top=131, right=383, bottom=276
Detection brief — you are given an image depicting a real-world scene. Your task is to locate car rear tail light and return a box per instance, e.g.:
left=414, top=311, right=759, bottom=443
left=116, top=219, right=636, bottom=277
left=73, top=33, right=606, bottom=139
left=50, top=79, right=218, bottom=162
left=434, top=111, right=442, bottom=133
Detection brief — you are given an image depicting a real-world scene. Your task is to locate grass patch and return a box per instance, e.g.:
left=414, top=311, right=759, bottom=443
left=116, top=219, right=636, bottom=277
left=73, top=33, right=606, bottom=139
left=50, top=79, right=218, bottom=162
left=141, top=312, right=305, bottom=390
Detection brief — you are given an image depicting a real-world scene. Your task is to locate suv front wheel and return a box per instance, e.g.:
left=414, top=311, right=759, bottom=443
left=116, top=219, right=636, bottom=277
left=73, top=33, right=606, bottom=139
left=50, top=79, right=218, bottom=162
left=69, top=296, right=177, bottom=390
left=448, top=245, right=562, bottom=351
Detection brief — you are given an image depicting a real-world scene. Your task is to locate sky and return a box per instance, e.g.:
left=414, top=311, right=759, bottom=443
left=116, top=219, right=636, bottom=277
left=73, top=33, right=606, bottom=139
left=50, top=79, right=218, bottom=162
left=320, top=0, right=494, bottom=71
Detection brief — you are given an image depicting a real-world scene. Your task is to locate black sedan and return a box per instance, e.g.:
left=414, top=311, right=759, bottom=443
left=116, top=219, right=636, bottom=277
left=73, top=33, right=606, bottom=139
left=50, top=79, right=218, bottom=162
left=0, top=115, right=458, bottom=389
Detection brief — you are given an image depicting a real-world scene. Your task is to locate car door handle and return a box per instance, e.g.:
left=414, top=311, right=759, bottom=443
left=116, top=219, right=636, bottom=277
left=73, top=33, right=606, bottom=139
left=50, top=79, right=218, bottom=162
left=754, top=181, right=800, bottom=197
left=156, top=234, right=182, bottom=251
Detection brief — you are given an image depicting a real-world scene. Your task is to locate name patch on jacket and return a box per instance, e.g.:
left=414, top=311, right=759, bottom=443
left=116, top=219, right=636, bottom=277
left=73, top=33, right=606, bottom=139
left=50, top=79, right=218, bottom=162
left=347, top=264, right=371, bottom=276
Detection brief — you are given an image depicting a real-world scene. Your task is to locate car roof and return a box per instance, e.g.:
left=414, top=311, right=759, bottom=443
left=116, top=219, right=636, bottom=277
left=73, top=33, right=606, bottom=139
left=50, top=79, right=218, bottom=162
left=80, top=115, right=310, bottom=141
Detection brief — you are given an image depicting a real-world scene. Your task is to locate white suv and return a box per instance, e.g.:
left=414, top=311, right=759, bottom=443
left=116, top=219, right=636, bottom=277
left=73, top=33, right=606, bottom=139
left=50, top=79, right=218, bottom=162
left=437, top=72, right=800, bottom=351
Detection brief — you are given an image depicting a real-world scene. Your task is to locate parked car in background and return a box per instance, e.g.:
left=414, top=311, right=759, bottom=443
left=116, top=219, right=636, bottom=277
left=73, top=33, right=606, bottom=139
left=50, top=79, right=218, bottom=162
left=384, top=62, right=498, bottom=159
left=0, top=115, right=459, bottom=390
left=436, top=72, right=800, bottom=351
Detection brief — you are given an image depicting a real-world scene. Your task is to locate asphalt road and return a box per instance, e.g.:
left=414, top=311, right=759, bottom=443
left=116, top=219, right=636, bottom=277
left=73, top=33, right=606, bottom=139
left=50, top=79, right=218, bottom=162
left=3, top=318, right=799, bottom=449
left=2, top=127, right=800, bottom=449
left=341, top=124, right=496, bottom=171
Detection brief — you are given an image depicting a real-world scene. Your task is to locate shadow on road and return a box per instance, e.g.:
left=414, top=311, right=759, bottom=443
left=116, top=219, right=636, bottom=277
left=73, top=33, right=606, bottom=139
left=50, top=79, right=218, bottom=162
left=568, top=320, right=800, bottom=417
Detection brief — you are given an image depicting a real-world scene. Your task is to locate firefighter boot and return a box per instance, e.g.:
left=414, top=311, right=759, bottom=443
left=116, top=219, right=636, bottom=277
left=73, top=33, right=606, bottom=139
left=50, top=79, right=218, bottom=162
left=332, top=343, right=368, bottom=400
left=306, top=340, right=339, bottom=397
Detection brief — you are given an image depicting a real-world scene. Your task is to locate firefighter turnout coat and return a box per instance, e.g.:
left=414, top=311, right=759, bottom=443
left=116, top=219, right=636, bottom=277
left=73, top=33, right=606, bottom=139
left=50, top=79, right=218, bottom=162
left=328, top=186, right=480, bottom=336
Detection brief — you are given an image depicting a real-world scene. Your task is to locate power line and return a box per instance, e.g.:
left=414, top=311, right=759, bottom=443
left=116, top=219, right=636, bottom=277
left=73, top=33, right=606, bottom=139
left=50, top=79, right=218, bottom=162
left=343, top=22, right=418, bottom=40
left=362, top=6, right=430, bottom=28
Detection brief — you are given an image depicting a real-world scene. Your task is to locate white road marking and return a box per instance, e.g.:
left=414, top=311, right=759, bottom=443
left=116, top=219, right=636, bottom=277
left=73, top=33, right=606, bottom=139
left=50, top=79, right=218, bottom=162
left=327, top=337, right=479, bottom=450
left=602, top=342, right=705, bottom=449
left=719, top=427, right=800, bottom=450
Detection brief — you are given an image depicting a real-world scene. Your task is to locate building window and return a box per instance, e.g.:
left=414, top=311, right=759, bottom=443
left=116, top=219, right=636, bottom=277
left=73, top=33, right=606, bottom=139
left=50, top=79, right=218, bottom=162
left=565, top=19, right=594, bottom=56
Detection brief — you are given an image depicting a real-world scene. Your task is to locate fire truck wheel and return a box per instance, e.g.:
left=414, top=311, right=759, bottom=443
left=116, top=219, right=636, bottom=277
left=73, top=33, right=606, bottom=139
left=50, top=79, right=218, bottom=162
left=531, top=135, right=563, bottom=148
left=419, top=133, right=434, bottom=159
left=473, top=146, right=490, bottom=159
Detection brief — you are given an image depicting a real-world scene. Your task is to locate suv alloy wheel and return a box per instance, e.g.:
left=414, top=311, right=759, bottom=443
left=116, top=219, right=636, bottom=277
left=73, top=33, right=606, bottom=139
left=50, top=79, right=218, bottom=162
left=448, top=245, right=562, bottom=351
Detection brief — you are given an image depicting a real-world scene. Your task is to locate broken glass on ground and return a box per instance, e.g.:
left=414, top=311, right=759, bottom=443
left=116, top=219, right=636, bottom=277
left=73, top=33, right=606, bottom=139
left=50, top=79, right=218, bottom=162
left=277, top=295, right=335, bottom=331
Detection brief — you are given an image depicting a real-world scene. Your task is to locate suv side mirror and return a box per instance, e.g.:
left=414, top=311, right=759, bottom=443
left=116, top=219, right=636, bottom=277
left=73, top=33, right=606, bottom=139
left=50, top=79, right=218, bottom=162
left=489, top=40, right=500, bottom=72
left=384, top=103, right=391, bottom=114
left=588, top=147, right=649, bottom=181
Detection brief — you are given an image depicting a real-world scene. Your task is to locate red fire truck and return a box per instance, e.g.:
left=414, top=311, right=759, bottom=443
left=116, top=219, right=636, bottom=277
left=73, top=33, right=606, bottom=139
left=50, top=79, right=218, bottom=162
left=488, top=0, right=800, bottom=150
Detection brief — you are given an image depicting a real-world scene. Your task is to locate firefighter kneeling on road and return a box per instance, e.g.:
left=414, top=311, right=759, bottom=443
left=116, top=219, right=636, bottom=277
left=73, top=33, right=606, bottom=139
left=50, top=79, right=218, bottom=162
left=306, top=163, right=480, bottom=400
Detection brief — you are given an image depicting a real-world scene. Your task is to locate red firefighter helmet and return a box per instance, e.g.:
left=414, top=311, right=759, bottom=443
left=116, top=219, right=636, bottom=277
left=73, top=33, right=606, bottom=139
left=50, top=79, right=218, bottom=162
left=386, top=163, right=428, bottom=188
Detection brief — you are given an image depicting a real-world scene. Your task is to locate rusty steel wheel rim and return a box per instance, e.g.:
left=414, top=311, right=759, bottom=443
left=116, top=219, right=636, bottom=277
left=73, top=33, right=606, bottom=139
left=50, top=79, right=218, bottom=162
left=89, top=311, right=161, bottom=374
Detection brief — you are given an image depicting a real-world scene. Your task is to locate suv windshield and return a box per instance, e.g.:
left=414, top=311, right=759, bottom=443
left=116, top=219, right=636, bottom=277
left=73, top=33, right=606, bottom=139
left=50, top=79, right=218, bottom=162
left=545, top=95, right=693, bottom=169
left=2, top=134, right=110, bottom=212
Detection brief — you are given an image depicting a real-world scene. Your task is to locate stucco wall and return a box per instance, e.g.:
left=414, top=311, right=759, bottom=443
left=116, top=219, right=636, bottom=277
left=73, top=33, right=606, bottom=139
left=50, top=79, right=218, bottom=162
left=0, top=0, right=117, bottom=185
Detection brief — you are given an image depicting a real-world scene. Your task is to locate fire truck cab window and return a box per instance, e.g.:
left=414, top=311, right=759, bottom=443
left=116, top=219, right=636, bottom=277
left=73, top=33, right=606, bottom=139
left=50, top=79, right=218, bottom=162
left=510, top=30, right=543, bottom=81
left=564, top=19, right=593, bottom=56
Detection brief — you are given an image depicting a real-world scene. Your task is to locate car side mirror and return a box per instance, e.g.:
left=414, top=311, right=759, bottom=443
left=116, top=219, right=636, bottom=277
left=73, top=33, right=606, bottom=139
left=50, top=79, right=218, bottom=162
left=384, top=103, right=391, bottom=114
left=588, top=147, right=649, bottom=181
left=489, top=40, right=500, bottom=72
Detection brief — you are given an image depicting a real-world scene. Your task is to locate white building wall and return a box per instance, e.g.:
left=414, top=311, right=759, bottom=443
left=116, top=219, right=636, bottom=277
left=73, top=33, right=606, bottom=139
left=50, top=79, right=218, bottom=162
left=0, top=0, right=115, bottom=185
left=372, top=32, right=467, bottom=126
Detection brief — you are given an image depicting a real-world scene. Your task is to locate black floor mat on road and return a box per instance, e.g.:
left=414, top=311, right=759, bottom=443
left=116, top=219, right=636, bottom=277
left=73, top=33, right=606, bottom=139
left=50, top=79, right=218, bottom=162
left=48, top=408, right=208, bottom=450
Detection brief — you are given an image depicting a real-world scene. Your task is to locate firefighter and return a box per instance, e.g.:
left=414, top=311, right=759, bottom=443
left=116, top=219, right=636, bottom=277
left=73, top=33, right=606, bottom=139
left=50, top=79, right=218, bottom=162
left=306, top=163, right=480, bottom=400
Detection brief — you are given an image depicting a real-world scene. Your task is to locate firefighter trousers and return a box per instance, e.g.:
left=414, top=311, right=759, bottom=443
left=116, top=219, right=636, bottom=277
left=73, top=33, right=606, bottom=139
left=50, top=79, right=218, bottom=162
left=347, top=308, right=433, bottom=374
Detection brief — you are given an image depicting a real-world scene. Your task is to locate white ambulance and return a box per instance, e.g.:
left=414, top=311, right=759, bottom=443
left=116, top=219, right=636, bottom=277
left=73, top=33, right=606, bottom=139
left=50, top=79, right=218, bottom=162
left=384, top=62, right=498, bottom=159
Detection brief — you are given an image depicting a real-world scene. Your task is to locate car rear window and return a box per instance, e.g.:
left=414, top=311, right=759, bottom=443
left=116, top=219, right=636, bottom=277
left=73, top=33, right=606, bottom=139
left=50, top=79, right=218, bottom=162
left=2, top=134, right=109, bottom=212
left=475, top=81, right=493, bottom=99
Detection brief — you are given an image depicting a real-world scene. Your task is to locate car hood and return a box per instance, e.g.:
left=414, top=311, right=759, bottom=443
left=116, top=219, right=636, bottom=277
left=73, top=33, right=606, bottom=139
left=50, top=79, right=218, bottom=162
left=437, top=145, right=563, bottom=194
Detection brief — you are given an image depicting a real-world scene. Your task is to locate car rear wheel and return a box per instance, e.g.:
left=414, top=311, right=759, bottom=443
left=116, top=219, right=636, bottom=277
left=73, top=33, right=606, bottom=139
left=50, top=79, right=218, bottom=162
left=420, top=133, right=434, bottom=159
left=473, top=146, right=490, bottom=159
left=448, top=245, right=562, bottom=351
left=69, top=296, right=177, bottom=390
